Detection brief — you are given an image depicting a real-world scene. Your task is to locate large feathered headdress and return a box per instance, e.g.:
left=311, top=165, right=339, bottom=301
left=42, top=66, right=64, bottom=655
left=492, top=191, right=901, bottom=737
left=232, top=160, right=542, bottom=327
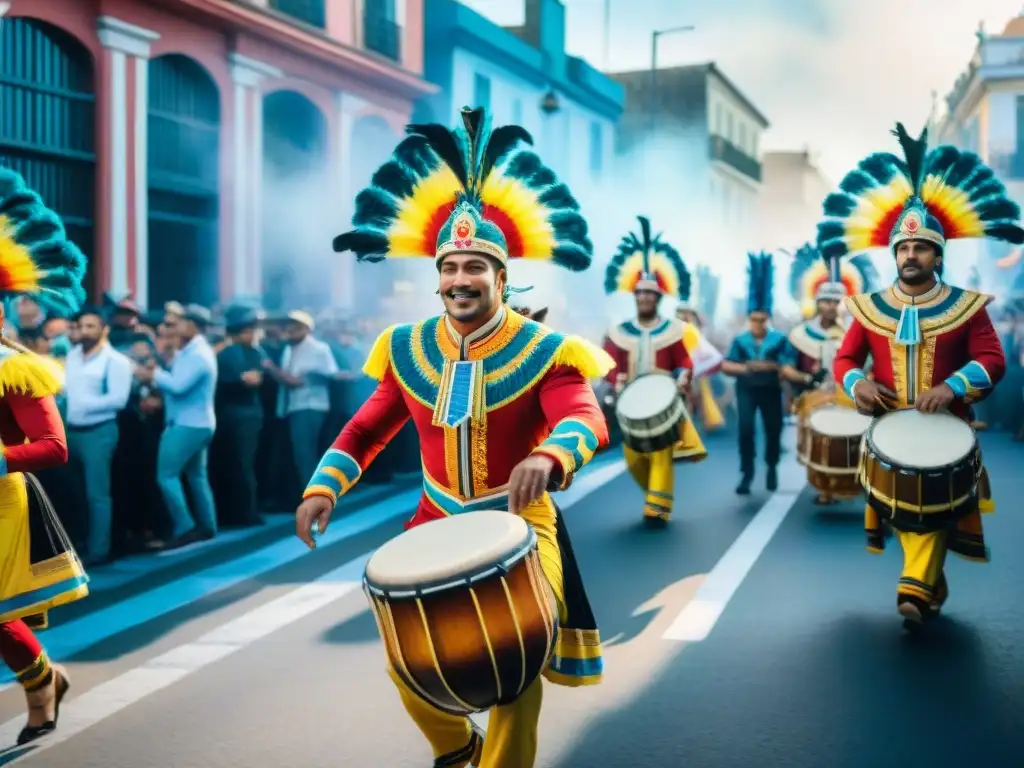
left=747, top=251, right=774, bottom=316
left=789, top=242, right=879, bottom=318
left=603, top=216, right=690, bottom=299
left=0, top=168, right=86, bottom=317
left=333, top=107, right=592, bottom=276
left=817, top=122, right=1024, bottom=261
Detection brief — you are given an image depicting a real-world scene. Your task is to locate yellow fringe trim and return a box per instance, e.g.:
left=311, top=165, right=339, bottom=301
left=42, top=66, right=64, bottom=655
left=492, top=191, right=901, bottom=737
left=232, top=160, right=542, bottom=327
left=361, top=324, right=398, bottom=381
left=0, top=217, right=43, bottom=294
left=0, top=349, right=64, bottom=398
left=553, top=335, right=616, bottom=380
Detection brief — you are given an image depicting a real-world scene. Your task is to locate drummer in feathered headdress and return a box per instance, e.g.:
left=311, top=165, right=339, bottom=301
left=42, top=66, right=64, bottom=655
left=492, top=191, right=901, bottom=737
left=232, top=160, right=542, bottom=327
left=294, top=107, right=613, bottom=768
left=601, top=217, right=719, bottom=526
left=722, top=252, right=805, bottom=495
left=787, top=244, right=880, bottom=399
left=0, top=167, right=89, bottom=743
left=822, top=122, right=1019, bottom=631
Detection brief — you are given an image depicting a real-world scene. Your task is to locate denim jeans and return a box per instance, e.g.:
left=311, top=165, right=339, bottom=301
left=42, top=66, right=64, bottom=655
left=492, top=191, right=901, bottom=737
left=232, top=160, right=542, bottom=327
left=288, top=409, right=327, bottom=488
left=157, top=425, right=217, bottom=538
left=68, top=420, right=119, bottom=561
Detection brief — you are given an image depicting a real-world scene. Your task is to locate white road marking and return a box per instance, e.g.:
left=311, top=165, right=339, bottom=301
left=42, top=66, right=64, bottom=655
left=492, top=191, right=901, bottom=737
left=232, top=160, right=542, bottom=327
left=661, top=450, right=807, bottom=642
left=0, top=459, right=627, bottom=757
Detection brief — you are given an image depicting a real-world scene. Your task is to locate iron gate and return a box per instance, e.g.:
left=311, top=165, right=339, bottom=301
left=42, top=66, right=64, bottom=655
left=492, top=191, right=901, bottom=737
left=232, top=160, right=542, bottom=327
left=147, top=54, right=220, bottom=308
left=0, top=17, right=96, bottom=302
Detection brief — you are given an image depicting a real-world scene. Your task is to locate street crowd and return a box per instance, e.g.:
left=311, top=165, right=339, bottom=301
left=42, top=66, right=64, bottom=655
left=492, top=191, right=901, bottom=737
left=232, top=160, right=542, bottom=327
left=7, top=289, right=1024, bottom=570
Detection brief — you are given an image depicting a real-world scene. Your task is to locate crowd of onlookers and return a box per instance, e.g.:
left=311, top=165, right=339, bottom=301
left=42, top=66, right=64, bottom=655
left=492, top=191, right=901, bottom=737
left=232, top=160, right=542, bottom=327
left=7, top=289, right=1024, bottom=569
left=8, top=294, right=421, bottom=567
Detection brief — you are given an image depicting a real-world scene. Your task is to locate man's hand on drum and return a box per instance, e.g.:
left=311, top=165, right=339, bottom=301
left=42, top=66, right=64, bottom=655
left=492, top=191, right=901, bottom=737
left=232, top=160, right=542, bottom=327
left=295, top=495, right=334, bottom=550
left=915, top=382, right=955, bottom=413
left=508, top=454, right=557, bottom=514
left=852, top=379, right=898, bottom=415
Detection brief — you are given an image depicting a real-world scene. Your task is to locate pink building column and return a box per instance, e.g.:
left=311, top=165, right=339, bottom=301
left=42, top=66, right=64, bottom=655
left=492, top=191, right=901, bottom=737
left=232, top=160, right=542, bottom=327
left=228, top=53, right=283, bottom=298
left=331, top=91, right=371, bottom=312
left=96, top=15, right=159, bottom=302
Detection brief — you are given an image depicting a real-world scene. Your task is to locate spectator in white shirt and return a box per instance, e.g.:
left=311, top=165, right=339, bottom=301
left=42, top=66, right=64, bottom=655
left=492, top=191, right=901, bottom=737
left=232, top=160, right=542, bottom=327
left=263, top=311, right=338, bottom=486
left=64, top=307, right=133, bottom=565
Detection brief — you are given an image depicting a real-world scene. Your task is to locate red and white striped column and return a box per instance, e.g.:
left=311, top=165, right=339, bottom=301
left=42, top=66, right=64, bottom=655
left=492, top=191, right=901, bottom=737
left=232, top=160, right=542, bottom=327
left=96, top=15, right=159, bottom=304
left=228, top=53, right=282, bottom=299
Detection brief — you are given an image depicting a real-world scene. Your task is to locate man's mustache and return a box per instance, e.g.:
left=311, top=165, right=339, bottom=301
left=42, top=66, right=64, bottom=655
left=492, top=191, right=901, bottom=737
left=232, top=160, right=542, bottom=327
left=442, top=288, right=482, bottom=298
left=901, top=261, right=921, bottom=269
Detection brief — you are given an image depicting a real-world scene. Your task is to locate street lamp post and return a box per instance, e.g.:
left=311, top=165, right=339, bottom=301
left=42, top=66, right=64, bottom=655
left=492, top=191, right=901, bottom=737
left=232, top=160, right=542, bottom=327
left=650, top=24, right=695, bottom=131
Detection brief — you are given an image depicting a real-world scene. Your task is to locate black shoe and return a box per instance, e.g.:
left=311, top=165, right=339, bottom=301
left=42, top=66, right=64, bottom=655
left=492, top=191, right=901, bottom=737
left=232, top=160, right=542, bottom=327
left=17, top=669, right=69, bottom=745
left=736, top=475, right=752, bottom=495
left=433, top=722, right=485, bottom=767
left=766, top=467, right=778, bottom=492
left=159, top=528, right=206, bottom=552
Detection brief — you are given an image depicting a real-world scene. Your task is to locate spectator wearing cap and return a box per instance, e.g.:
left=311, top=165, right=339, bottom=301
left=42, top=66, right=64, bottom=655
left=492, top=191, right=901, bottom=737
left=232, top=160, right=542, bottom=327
left=212, top=305, right=267, bottom=527
left=64, top=305, right=134, bottom=565
left=262, top=310, right=338, bottom=487
left=135, top=303, right=218, bottom=550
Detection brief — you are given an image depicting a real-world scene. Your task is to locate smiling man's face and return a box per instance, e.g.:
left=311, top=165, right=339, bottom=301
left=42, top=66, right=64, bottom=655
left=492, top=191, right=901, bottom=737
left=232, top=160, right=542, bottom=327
left=438, top=253, right=505, bottom=323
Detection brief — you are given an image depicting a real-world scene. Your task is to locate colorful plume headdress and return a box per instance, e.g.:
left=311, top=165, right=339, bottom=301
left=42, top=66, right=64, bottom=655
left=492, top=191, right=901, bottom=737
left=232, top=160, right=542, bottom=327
left=817, top=122, right=1024, bottom=262
left=0, top=168, right=86, bottom=317
left=788, top=242, right=878, bottom=318
left=747, top=251, right=774, bottom=316
left=603, top=216, right=690, bottom=299
left=333, top=107, right=592, bottom=275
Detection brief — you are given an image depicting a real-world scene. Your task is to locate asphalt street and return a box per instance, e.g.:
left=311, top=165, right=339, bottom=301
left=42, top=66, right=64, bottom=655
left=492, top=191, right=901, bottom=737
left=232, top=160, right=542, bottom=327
left=1, top=427, right=1022, bottom=768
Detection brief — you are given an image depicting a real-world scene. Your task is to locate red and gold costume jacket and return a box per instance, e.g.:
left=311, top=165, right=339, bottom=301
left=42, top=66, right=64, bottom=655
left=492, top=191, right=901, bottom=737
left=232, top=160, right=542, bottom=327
left=788, top=318, right=847, bottom=376
left=0, top=347, right=88, bottom=624
left=302, top=307, right=613, bottom=686
left=833, top=284, right=1005, bottom=421
left=833, top=283, right=1005, bottom=558
left=602, top=316, right=714, bottom=459
left=602, top=317, right=696, bottom=386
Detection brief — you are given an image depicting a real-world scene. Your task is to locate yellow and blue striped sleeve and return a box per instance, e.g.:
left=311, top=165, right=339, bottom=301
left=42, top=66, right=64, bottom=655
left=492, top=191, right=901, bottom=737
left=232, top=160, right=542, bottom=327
left=533, top=418, right=603, bottom=491
left=944, top=361, right=993, bottom=403
left=303, top=449, right=363, bottom=506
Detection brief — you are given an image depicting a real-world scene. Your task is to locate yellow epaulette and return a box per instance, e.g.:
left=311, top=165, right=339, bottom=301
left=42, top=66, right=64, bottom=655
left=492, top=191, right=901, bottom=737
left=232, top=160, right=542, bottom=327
left=553, top=335, right=616, bottom=379
left=362, top=324, right=399, bottom=381
left=0, top=347, right=64, bottom=398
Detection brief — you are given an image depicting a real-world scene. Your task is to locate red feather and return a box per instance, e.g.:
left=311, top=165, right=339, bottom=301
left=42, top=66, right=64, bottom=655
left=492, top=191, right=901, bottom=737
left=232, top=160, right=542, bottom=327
left=423, top=202, right=457, bottom=255
left=480, top=204, right=524, bottom=258
left=869, top=203, right=904, bottom=248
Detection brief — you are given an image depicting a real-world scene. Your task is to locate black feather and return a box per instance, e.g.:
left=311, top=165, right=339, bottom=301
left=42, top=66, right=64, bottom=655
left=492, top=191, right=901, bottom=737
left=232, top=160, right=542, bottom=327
left=333, top=230, right=389, bottom=257
left=480, top=125, right=532, bottom=183
left=893, top=122, right=928, bottom=193
left=405, top=123, right=467, bottom=187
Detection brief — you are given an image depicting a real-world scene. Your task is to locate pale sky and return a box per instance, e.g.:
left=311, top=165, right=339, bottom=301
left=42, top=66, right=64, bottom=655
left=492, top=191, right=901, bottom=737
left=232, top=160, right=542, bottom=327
left=463, top=0, right=1024, bottom=183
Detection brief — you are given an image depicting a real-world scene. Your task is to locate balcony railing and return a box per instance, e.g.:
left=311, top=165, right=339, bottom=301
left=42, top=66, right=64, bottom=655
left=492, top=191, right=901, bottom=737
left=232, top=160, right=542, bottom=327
left=708, top=135, right=762, bottom=183
left=364, top=17, right=402, bottom=62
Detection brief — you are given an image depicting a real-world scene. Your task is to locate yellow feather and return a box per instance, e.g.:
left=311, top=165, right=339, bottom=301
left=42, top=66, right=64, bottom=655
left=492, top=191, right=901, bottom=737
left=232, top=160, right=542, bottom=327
left=553, top=335, right=616, bottom=379
left=0, top=217, right=42, bottom=293
left=386, top=168, right=462, bottom=257
left=362, top=324, right=398, bottom=381
left=614, top=251, right=644, bottom=292
left=649, top=253, right=680, bottom=295
left=921, top=175, right=984, bottom=238
left=0, top=348, right=64, bottom=398
left=845, top=176, right=913, bottom=250
left=479, top=175, right=556, bottom=259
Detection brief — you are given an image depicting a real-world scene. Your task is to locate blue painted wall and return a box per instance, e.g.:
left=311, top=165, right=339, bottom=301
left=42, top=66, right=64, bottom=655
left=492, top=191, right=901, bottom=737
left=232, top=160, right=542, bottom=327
left=421, top=0, right=623, bottom=124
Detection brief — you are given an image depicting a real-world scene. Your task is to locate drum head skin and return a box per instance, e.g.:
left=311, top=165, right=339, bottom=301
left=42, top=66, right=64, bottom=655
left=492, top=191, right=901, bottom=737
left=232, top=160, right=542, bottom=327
left=616, top=374, right=677, bottom=421
left=365, top=512, right=532, bottom=589
left=869, top=410, right=975, bottom=470
left=807, top=406, right=873, bottom=437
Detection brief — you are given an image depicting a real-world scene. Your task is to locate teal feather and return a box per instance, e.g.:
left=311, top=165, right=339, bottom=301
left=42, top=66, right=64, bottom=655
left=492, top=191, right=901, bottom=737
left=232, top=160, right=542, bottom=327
left=893, top=122, right=927, bottom=193
left=604, top=216, right=690, bottom=298
left=788, top=242, right=818, bottom=300
left=0, top=167, right=86, bottom=317
left=747, top=251, right=774, bottom=315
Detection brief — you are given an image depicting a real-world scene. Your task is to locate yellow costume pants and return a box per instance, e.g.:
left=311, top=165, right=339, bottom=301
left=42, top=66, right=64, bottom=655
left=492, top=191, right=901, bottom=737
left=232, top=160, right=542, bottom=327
left=624, top=420, right=706, bottom=521
left=895, top=530, right=948, bottom=605
left=386, top=496, right=565, bottom=768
